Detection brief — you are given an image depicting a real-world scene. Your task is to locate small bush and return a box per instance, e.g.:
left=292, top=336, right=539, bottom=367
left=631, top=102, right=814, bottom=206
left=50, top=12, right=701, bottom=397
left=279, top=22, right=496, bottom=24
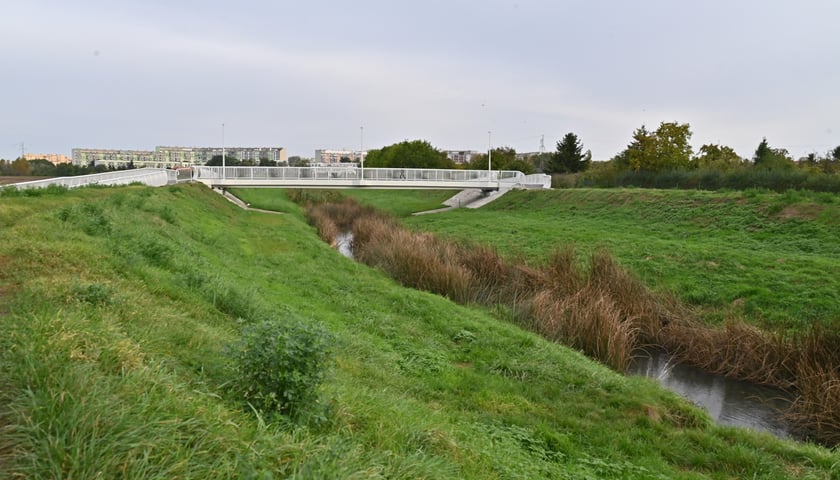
left=57, top=203, right=112, bottom=236
left=227, top=317, right=332, bottom=419
left=69, top=282, right=114, bottom=305
left=158, top=205, right=177, bottom=224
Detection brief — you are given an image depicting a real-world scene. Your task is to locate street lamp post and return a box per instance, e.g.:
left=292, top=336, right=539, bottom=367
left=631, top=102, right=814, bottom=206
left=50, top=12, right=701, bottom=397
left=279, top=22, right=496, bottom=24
left=488, top=131, right=492, bottom=174
left=360, top=126, right=364, bottom=179
left=221, top=123, right=226, bottom=180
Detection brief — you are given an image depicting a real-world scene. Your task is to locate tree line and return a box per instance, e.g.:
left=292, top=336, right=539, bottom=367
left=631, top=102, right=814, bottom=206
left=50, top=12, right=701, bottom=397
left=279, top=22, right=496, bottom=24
left=0, top=158, right=126, bottom=177
left=584, top=122, right=840, bottom=192
left=361, top=138, right=589, bottom=175
left=5, top=125, right=838, bottom=192
left=608, top=122, right=840, bottom=174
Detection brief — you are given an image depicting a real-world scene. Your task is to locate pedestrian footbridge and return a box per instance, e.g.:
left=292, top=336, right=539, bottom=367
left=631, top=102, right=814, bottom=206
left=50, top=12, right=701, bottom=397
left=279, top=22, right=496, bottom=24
left=1, top=166, right=551, bottom=192
left=193, top=166, right=551, bottom=190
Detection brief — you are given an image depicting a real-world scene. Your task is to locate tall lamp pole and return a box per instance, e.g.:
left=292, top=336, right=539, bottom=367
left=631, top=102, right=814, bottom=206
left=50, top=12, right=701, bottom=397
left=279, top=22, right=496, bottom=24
left=221, top=123, right=226, bottom=180
left=360, top=126, right=364, bottom=177
left=488, top=131, right=492, bottom=173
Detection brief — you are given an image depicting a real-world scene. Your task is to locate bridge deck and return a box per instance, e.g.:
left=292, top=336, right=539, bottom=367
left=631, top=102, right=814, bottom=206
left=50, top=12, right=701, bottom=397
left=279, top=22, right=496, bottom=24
left=194, top=166, right=549, bottom=190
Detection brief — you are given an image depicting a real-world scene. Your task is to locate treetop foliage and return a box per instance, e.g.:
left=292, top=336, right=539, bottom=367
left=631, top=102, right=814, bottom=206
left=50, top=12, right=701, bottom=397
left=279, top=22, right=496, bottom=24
left=752, top=137, right=795, bottom=171
left=612, top=121, right=694, bottom=172
left=364, top=140, right=455, bottom=169
left=694, top=143, right=744, bottom=172
left=549, top=132, right=591, bottom=174
left=467, top=147, right=536, bottom=174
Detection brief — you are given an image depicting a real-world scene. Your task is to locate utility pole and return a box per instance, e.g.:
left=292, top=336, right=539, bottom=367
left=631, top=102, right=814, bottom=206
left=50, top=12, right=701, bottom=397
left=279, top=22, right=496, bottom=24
left=539, top=134, right=546, bottom=172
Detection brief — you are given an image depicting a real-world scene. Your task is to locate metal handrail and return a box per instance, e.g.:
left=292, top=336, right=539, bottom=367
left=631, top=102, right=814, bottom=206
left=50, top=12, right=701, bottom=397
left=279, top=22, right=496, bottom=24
left=0, top=168, right=179, bottom=190
left=194, top=166, right=526, bottom=183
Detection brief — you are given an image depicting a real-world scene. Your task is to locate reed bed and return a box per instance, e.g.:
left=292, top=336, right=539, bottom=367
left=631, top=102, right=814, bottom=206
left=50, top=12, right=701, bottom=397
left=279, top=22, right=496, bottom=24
left=664, top=321, right=797, bottom=388
left=305, top=198, right=840, bottom=444
left=308, top=201, right=674, bottom=371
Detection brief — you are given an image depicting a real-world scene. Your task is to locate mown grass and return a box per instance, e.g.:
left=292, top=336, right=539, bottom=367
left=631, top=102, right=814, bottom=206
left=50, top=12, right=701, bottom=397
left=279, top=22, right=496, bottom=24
left=232, top=188, right=453, bottom=217
left=402, top=188, right=840, bottom=332
left=1, top=184, right=838, bottom=478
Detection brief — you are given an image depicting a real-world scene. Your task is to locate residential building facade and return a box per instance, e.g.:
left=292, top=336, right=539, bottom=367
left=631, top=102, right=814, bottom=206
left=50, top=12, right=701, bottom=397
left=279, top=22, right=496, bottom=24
left=23, top=153, right=72, bottom=165
left=72, top=146, right=287, bottom=168
left=444, top=150, right=480, bottom=165
left=314, top=149, right=365, bottom=165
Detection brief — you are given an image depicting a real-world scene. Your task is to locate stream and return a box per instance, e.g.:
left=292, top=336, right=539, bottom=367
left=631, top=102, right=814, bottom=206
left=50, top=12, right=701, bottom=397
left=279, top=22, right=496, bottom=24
left=334, top=232, right=795, bottom=439
left=629, top=352, right=794, bottom=439
left=336, top=232, right=354, bottom=258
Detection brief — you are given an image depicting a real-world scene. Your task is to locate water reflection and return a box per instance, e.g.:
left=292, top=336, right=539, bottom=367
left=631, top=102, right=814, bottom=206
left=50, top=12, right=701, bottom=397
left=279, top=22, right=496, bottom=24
left=630, top=352, right=793, bottom=438
left=336, top=232, right=354, bottom=258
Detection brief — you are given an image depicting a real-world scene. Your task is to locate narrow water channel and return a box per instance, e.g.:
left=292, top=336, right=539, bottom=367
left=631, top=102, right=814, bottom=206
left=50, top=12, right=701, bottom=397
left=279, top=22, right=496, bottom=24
left=334, top=232, right=795, bottom=439
left=629, top=352, right=794, bottom=439
left=336, top=232, right=354, bottom=258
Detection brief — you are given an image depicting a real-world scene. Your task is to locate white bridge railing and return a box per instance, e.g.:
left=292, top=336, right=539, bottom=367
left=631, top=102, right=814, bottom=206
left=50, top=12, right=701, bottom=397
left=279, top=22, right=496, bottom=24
left=1, top=166, right=550, bottom=192
left=193, top=166, right=538, bottom=189
left=1, top=168, right=188, bottom=190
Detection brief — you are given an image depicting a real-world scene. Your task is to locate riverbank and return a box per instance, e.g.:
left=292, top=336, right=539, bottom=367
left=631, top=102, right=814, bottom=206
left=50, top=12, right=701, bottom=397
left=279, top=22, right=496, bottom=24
left=1, top=184, right=837, bottom=478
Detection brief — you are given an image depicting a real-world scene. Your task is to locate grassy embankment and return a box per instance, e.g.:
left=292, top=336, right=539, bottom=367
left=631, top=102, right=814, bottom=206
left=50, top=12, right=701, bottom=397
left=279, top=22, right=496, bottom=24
left=1, top=184, right=838, bottom=478
left=235, top=187, right=840, bottom=443
left=401, top=188, right=840, bottom=332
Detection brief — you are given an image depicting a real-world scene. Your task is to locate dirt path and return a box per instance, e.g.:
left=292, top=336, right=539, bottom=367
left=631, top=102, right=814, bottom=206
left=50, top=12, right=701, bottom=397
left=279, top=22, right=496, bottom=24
left=214, top=188, right=284, bottom=215
left=0, top=176, right=50, bottom=185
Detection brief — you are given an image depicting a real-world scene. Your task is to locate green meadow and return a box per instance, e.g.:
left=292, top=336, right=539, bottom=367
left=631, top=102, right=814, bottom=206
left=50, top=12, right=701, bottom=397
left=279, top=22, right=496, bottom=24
left=1, top=184, right=838, bottom=478
left=393, top=188, right=840, bottom=332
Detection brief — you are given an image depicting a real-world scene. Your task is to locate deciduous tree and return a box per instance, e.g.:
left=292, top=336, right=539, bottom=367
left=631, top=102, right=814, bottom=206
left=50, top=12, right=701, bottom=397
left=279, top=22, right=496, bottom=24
left=206, top=155, right=241, bottom=166
left=752, top=137, right=794, bottom=171
left=693, top=144, right=743, bottom=171
left=364, top=140, right=454, bottom=169
left=467, top=147, right=535, bottom=174
left=10, top=158, right=31, bottom=176
left=613, top=122, right=694, bottom=172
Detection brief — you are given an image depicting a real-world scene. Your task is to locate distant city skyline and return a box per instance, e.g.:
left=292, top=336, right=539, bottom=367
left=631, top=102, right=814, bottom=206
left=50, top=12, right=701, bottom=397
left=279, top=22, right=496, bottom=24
left=2, top=1, right=838, bottom=162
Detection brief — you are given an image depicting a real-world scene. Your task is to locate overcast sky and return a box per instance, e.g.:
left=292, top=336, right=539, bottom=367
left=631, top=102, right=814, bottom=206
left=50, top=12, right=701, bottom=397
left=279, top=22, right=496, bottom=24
left=2, top=0, right=838, bottom=161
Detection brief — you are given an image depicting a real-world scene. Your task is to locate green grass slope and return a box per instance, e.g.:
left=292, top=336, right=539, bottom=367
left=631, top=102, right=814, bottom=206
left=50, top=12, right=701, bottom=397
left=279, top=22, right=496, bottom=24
left=233, top=188, right=454, bottom=218
left=403, top=188, right=840, bottom=331
left=0, top=184, right=837, bottom=479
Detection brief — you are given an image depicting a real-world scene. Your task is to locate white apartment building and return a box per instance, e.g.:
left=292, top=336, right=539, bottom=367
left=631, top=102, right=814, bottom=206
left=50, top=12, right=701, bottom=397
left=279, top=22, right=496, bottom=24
left=72, top=146, right=287, bottom=168
left=444, top=150, right=480, bottom=165
left=314, top=149, right=365, bottom=165
left=23, top=153, right=73, bottom=164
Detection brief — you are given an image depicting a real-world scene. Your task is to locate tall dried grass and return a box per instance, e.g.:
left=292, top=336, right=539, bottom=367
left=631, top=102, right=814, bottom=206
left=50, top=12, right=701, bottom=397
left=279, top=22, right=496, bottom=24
left=785, top=327, right=840, bottom=444
left=309, top=199, right=667, bottom=370
left=665, top=322, right=797, bottom=388
left=305, top=198, right=840, bottom=443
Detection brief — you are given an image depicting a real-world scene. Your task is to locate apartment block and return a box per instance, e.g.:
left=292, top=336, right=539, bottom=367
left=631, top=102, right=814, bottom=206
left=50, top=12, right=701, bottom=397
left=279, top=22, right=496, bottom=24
left=72, top=146, right=287, bottom=168
left=444, top=150, right=480, bottom=164
left=314, top=149, right=365, bottom=165
left=23, top=153, right=72, bottom=165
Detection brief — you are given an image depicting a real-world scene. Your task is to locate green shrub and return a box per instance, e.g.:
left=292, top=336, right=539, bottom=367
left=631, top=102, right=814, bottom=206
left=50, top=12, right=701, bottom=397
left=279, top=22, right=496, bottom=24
left=589, top=168, right=840, bottom=193
left=226, top=317, right=332, bottom=419
left=57, top=203, right=112, bottom=236
left=69, top=282, right=114, bottom=305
